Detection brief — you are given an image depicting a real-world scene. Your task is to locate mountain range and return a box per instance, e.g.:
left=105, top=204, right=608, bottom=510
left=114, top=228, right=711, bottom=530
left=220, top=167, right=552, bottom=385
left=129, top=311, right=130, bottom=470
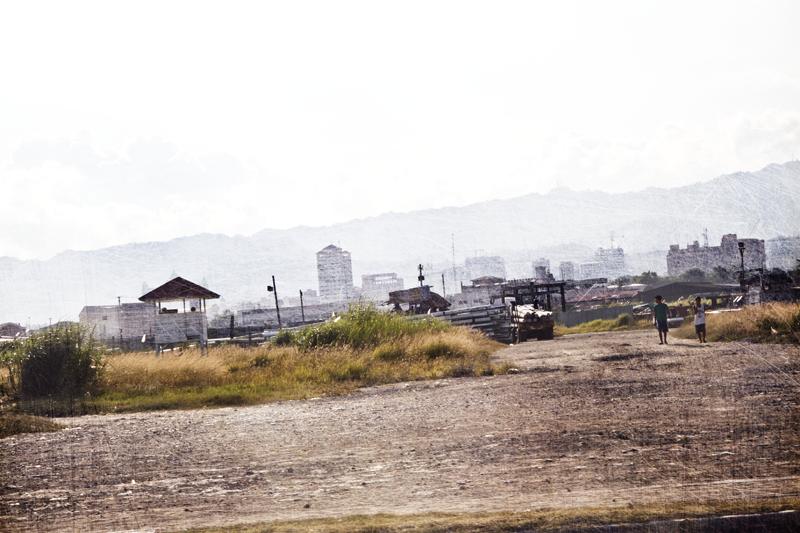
left=2, top=161, right=799, bottom=324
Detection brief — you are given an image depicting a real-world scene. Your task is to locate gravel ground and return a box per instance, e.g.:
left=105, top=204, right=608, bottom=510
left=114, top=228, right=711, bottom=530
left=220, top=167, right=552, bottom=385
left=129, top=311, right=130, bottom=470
left=1, top=330, right=799, bottom=532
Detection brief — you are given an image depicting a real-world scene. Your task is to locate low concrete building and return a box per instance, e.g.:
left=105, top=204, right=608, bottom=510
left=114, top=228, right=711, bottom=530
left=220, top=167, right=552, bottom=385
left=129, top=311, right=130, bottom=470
left=558, top=261, right=576, bottom=281
left=283, top=289, right=320, bottom=308
left=0, top=322, right=26, bottom=338
left=79, top=302, right=155, bottom=344
left=451, top=276, right=505, bottom=307
left=637, top=281, right=741, bottom=303
left=237, top=302, right=348, bottom=328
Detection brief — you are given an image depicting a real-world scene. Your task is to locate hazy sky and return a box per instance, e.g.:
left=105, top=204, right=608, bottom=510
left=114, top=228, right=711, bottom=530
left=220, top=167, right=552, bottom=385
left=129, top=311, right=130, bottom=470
left=1, top=0, right=799, bottom=259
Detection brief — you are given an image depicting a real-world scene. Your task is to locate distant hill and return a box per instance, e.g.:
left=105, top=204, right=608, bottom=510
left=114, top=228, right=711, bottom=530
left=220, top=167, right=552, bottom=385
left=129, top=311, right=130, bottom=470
left=1, top=161, right=798, bottom=323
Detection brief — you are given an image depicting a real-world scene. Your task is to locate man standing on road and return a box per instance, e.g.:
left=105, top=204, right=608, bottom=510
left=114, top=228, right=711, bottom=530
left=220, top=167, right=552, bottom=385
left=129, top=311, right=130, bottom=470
left=653, top=295, right=669, bottom=345
left=692, top=296, right=707, bottom=343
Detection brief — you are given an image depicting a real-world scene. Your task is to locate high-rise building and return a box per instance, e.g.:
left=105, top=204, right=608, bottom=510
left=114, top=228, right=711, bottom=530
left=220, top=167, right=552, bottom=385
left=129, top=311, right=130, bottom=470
left=766, top=236, right=800, bottom=271
left=594, top=247, right=626, bottom=280
left=532, top=257, right=551, bottom=280
left=667, top=234, right=766, bottom=277
left=558, top=261, right=576, bottom=281
left=316, top=244, right=354, bottom=303
left=465, top=255, right=506, bottom=280
left=579, top=262, right=603, bottom=279
left=428, top=265, right=470, bottom=295
left=361, top=273, right=404, bottom=302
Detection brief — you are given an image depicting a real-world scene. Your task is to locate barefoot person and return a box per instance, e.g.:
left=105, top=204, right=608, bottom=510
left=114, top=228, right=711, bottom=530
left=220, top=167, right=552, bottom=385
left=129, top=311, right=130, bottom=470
left=692, top=296, right=707, bottom=343
left=653, top=295, right=669, bottom=345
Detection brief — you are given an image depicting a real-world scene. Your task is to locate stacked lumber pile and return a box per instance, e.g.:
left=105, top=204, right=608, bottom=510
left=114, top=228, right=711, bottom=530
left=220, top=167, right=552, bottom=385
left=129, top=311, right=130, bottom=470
left=413, top=304, right=513, bottom=343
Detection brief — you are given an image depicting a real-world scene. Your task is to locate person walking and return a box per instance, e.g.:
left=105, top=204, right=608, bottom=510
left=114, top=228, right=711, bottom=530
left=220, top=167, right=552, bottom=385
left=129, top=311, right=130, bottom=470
left=653, top=295, right=669, bottom=345
left=692, top=296, right=707, bottom=343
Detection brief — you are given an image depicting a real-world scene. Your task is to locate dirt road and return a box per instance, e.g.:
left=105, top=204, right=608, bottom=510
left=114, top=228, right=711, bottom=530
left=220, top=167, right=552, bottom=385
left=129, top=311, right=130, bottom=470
left=2, top=330, right=799, bottom=532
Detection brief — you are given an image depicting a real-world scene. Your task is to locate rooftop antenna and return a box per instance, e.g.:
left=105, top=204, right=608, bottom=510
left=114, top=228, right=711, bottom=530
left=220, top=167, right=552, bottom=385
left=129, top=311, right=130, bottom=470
left=703, top=228, right=709, bottom=248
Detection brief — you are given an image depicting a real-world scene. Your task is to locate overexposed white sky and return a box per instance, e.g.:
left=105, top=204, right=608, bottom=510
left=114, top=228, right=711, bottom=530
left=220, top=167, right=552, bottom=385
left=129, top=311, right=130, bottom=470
left=1, top=0, right=799, bottom=259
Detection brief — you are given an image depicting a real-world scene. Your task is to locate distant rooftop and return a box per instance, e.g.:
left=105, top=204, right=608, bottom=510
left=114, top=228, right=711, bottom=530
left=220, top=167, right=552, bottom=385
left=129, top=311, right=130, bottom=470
left=319, top=244, right=346, bottom=252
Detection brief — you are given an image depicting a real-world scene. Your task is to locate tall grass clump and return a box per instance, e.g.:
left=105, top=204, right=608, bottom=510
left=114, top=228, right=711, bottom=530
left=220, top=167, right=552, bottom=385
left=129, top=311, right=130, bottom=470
left=674, top=302, right=800, bottom=343
left=279, top=305, right=450, bottom=350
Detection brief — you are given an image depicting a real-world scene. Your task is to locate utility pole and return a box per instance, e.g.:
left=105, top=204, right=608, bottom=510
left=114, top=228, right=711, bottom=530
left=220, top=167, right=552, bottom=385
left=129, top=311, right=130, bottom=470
left=418, top=264, right=425, bottom=288
left=299, top=289, right=305, bottom=323
left=267, top=275, right=282, bottom=329
left=441, top=273, right=446, bottom=297
left=117, top=296, right=123, bottom=348
left=451, top=233, right=457, bottom=288
left=738, top=241, right=746, bottom=291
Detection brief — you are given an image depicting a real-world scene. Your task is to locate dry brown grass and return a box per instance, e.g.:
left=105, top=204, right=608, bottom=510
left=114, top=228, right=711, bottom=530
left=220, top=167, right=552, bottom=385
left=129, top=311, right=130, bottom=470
left=92, top=327, right=503, bottom=413
left=554, top=313, right=650, bottom=336
left=673, top=302, right=800, bottom=343
left=0, top=412, right=63, bottom=438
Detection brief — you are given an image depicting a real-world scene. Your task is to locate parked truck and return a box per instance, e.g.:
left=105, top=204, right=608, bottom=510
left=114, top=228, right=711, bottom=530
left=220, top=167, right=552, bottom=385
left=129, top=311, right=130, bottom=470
left=500, top=279, right=566, bottom=343
left=510, top=303, right=554, bottom=342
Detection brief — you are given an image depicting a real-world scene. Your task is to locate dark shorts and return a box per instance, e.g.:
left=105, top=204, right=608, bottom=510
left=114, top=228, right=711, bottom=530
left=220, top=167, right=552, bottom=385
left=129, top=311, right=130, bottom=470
left=695, top=323, right=706, bottom=334
left=656, top=319, right=669, bottom=333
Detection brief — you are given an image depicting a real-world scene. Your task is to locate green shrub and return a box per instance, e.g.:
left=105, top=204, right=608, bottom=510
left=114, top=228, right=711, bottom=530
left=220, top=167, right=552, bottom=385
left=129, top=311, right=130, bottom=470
left=17, top=325, right=103, bottom=401
left=271, top=329, right=296, bottom=346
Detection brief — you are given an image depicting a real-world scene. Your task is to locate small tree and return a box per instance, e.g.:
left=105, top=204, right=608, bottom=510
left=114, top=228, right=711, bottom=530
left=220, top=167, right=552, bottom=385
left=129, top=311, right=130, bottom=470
left=712, top=266, right=731, bottom=282
left=635, top=271, right=659, bottom=284
left=17, top=325, right=103, bottom=401
left=681, top=268, right=706, bottom=282
left=0, top=341, right=24, bottom=397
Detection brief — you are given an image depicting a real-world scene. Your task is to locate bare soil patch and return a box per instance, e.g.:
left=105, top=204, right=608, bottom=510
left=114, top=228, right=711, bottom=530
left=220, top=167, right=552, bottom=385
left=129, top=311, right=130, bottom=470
left=1, top=330, right=798, bottom=532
